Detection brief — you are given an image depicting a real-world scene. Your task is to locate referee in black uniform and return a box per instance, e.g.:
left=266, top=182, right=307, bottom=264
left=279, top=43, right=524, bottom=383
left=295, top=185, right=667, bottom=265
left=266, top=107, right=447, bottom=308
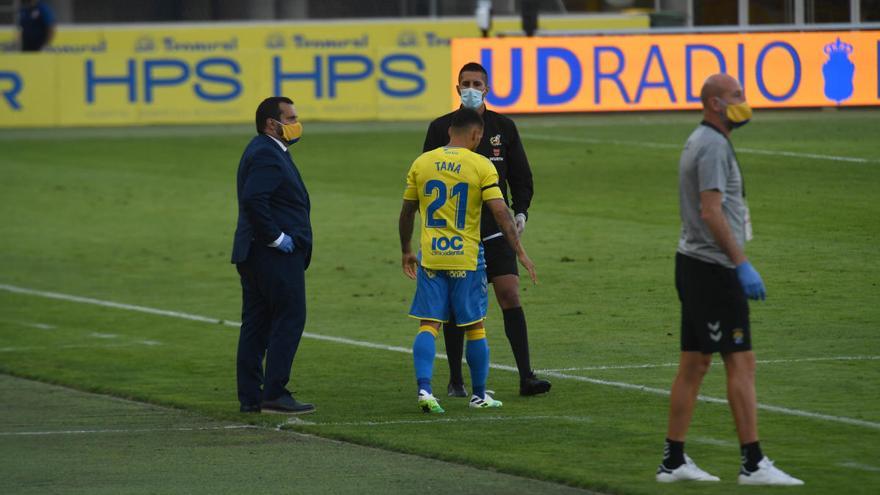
left=422, top=62, right=551, bottom=397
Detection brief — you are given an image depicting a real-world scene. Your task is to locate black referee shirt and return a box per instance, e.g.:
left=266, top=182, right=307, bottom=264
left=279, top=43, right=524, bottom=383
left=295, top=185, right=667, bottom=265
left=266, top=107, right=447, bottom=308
left=422, top=108, right=534, bottom=239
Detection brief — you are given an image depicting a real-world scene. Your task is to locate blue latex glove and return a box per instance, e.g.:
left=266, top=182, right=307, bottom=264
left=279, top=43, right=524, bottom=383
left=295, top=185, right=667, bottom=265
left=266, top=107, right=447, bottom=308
left=276, top=234, right=294, bottom=254
left=735, top=261, right=766, bottom=301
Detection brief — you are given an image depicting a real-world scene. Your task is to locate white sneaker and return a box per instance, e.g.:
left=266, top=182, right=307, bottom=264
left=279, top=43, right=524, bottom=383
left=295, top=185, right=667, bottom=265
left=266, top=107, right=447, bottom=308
left=656, top=454, right=720, bottom=482
left=468, top=393, right=502, bottom=409
left=417, top=390, right=444, bottom=414
left=738, top=457, right=804, bottom=486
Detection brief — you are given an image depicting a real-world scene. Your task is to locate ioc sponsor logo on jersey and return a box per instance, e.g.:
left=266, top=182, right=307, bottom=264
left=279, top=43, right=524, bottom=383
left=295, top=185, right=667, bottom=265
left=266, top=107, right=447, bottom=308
left=432, top=235, right=464, bottom=255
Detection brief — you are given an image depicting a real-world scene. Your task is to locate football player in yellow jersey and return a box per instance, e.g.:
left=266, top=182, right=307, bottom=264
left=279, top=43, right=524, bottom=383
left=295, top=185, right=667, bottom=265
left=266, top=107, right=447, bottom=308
left=398, top=108, right=537, bottom=413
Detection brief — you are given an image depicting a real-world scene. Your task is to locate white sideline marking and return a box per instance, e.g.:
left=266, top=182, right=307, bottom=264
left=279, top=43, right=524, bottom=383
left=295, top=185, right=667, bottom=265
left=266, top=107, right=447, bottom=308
left=838, top=461, right=880, bottom=473
left=539, top=355, right=880, bottom=372
left=305, top=415, right=592, bottom=428
left=0, top=341, right=161, bottom=352
left=2, top=283, right=879, bottom=431
left=534, top=369, right=880, bottom=431
left=28, top=322, right=56, bottom=330
left=0, top=320, right=56, bottom=330
left=523, top=133, right=878, bottom=164
left=0, top=284, right=227, bottom=325
left=0, top=425, right=257, bottom=436
left=736, top=146, right=876, bottom=163
left=281, top=417, right=317, bottom=426
left=0, top=319, right=162, bottom=350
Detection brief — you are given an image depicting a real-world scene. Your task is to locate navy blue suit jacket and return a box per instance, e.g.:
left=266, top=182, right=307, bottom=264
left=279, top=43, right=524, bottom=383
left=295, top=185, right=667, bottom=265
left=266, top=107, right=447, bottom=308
left=231, top=134, right=312, bottom=267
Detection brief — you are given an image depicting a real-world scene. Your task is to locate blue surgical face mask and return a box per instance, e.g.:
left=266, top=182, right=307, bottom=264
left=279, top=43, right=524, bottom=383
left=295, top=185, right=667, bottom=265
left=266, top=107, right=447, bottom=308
left=460, top=87, right=484, bottom=110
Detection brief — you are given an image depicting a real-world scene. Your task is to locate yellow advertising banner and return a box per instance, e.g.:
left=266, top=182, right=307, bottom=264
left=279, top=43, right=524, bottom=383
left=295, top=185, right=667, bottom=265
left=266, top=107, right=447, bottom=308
left=451, top=31, right=880, bottom=112
left=0, top=55, right=58, bottom=126
left=0, top=15, right=650, bottom=127
left=54, top=52, right=268, bottom=126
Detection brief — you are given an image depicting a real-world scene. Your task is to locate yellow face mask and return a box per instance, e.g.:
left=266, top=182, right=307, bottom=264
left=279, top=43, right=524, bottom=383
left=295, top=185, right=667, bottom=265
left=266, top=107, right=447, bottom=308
left=275, top=120, right=303, bottom=145
left=720, top=100, right=752, bottom=128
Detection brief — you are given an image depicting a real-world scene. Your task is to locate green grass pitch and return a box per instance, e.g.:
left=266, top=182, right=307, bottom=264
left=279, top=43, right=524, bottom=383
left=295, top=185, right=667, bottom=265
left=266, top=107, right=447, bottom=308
left=0, top=110, right=878, bottom=494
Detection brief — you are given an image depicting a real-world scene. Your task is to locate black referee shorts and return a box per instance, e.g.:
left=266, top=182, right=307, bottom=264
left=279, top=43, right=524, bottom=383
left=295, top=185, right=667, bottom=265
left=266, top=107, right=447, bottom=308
left=675, top=252, right=751, bottom=354
left=483, top=235, right=518, bottom=280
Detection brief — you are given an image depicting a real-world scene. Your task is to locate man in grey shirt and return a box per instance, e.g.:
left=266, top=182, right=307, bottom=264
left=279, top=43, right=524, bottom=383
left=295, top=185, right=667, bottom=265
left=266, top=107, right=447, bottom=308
left=677, top=121, right=748, bottom=269
left=655, top=73, right=803, bottom=486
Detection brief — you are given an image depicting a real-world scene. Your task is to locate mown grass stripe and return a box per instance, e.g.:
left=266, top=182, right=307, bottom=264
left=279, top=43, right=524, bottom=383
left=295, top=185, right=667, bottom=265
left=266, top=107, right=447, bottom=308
left=523, top=133, right=879, bottom=164
left=3, top=282, right=879, bottom=431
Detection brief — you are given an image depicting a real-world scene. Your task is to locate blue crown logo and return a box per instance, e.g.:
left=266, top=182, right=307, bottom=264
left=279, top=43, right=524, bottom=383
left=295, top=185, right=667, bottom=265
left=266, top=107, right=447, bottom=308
left=822, top=37, right=854, bottom=104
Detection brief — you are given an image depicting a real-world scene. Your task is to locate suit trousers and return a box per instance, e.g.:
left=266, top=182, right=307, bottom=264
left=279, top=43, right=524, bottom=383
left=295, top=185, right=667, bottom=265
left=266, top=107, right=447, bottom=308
left=236, top=244, right=307, bottom=405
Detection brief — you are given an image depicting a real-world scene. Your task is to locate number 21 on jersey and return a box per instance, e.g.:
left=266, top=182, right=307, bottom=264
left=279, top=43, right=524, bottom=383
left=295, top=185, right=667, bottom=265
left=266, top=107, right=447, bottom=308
left=424, top=179, right=468, bottom=229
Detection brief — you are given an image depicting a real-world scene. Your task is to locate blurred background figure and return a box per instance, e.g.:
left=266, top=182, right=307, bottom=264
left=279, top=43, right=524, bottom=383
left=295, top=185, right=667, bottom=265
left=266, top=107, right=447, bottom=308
left=18, top=0, right=56, bottom=51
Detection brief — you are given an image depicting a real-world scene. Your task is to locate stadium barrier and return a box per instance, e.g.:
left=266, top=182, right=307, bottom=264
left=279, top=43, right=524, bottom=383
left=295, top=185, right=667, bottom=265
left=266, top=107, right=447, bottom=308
left=450, top=31, right=880, bottom=112
left=0, top=14, right=649, bottom=127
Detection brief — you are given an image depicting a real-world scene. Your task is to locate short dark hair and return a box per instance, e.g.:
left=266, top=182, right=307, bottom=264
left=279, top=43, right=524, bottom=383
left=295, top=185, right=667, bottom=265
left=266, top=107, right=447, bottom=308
left=255, top=96, right=293, bottom=134
left=458, top=62, right=488, bottom=83
left=449, top=108, right=484, bottom=133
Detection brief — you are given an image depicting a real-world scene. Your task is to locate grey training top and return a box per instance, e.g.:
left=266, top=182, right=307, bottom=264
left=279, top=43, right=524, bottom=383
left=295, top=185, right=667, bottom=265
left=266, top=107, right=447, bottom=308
left=677, top=122, right=746, bottom=269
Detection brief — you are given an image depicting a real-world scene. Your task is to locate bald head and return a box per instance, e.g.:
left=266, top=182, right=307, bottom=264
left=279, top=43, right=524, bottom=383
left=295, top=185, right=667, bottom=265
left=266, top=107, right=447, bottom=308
left=700, top=73, right=742, bottom=107
left=700, top=73, right=750, bottom=135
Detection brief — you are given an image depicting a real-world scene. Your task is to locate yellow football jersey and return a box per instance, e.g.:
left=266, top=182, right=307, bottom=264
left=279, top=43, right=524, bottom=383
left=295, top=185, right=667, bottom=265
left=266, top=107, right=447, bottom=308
left=403, top=146, right=503, bottom=270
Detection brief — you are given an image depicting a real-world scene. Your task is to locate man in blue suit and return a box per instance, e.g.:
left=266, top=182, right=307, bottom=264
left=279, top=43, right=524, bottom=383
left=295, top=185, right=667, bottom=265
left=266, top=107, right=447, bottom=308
left=232, top=96, right=314, bottom=414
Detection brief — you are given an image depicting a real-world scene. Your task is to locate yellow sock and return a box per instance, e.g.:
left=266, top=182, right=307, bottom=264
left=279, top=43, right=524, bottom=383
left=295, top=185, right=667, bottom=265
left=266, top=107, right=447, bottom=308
left=419, top=325, right=439, bottom=338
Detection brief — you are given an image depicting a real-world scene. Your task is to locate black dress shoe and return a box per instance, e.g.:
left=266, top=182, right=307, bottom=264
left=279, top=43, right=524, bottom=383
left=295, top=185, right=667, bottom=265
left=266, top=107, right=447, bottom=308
left=520, top=373, right=552, bottom=396
left=239, top=404, right=261, bottom=413
left=261, top=394, right=316, bottom=414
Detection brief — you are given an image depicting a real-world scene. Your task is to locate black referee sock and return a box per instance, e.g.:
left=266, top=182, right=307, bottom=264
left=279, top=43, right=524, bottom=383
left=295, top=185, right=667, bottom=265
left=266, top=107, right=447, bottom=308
left=663, top=439, right=686, bottom=469
left=443, top=323, right=465, bottom=386
left=502, top=307, right=532, bottom=379
left=741, top=441, right=763, bottom=472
